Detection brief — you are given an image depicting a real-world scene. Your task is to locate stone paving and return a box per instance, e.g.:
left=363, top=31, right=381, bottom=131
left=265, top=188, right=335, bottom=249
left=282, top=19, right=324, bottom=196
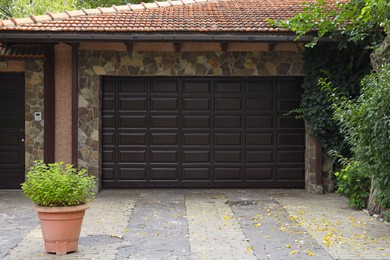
left=1, top=189, right=389, bottom=260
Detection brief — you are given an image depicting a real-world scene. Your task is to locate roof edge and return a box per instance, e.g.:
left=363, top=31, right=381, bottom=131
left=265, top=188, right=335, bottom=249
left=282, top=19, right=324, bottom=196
left=0, top=0, right=218, bottom=28
left=0, top=32, right=337, bottom=43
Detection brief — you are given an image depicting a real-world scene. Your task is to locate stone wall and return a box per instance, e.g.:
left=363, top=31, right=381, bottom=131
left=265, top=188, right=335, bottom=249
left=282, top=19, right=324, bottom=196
left=78, top=50, right=305, bottom=188
left=25, top=60, right=44, bottom=170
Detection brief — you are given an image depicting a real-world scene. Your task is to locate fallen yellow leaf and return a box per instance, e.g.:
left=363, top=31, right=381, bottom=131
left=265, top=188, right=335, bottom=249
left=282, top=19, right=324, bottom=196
left=307, top=250, right=315, bottom=256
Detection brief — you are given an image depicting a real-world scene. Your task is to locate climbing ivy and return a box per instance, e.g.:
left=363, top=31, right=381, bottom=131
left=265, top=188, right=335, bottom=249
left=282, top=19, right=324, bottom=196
left=300, top=43, right=371, bottom=156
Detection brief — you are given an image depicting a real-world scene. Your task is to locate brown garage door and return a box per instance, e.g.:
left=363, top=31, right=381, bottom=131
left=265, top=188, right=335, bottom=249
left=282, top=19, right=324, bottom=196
left=102, top=77, right=304, bottom=188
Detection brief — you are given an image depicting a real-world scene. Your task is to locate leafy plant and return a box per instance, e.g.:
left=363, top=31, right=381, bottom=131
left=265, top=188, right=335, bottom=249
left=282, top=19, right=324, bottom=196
left=334, top=159, right=370, bottom=209
left=298, top=43, right=370, bottom=155
left=268, top=0, right=388, bottom=48
left=328, top=65, right=390, bottom=211
left=383, top=210, right=390, bottom=222
left=21, top=160, right=96, bottom=207
left=0, top=0, right=157, bottom=19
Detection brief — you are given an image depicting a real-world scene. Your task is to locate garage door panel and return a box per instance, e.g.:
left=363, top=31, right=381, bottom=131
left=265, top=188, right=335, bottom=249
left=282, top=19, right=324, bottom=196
left=277, top=80, right=303, bottom=94
left=277, top=133, right=305, bottom=146
left=119, top=167, right=147, bottom=180
left=102, top=97, right=115, bottom=111
left=151, top=168, right=177, bottom=180
left=277, top=167, right=304, bottom=180
left=246, top=168, right=273, bottom=180
left=183, top=168, right=210, bottom=180
left=278, top=117, right=305, bottom=129
left=277, top=150, right=305, bottom=163
left=215, top=133, right=242, bottom=145
left=278, top=99, right=301, bottom=112
left=151, top=115, right=178, bottom=128
left=246, top=133, right=273, bottom=145
left=215, top=150, right=241, bottom=163
left=101, top=77, right=305, bottom=188
left=215, top=98, right=241, bottom=111
left=151, top=133, right=178, bottom=145
left=246, top=150, right=273, bottom=163
left=215, top=81, right=242, bottom=94
left=215, top=116, right=242, bottom=128
left=151, top=81, right=178, bottom=93
left=102, top=167, right=114, bottom=180
left=183, top=133, right=210, bottom=145
left=102, top=150, right=114, bottom=162
left=119, top=133, right=146, bottom=145
left=151, top=150, right=178, bottom=163
left=119, top=115, right=146, bottom=128
left=246, top=98, right=273, bottom=111
left=183, top=150, right=210, bottom=163
left=183, top=98, right=210, bottom=110
left=183, top=116, right=210, bottom=128
left=119, top=150, right=146, bottom=163
left=119, top=81, right=146, bottom=94
left=246, top=116, right=273, bottom=128
left=119, top=97, right=146, bottom=110
left=214, top=168, right=242, bottom=180
left=247, top=81, right=273, bottom=94
left=102, top=115, right=115, bottom=128
left=183, top=81, right=210, bottom=94
left=151, top=98, right=178, bottom=110
left=102, top=132, right=115, bottom=146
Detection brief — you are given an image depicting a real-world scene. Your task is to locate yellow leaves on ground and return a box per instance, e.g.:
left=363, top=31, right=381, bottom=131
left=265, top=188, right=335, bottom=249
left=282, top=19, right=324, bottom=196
left=253, top=213, right=262, bottom=227
left=322, top=232, right=334, bottom=247
left=289, top=249, right=299, bottom=255
left=306, top=249, right=315, bottom=256
left=246, top=246, right=253, bottom=252
left=222, top=214, right=234, bottom=226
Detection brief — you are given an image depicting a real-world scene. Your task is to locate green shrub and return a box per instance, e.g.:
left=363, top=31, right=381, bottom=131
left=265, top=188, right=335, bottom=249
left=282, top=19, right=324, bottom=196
left=383, top=210, right=390, bottom=222
left=21, top=160, right=96, bottom=207
left=334, top=160, right=370, bottom=209
left=329, top=65, right=390, bottom=211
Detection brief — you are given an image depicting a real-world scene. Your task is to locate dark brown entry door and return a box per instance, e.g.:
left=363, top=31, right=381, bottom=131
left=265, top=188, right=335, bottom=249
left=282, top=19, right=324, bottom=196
left=0, top=73, right=25, bottom=189
left=102, top=77, right=304, bottom=188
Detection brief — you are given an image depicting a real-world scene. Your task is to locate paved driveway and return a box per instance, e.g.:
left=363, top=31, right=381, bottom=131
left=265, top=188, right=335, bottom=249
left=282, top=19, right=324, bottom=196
left=1, top=189, right=389, bottom=260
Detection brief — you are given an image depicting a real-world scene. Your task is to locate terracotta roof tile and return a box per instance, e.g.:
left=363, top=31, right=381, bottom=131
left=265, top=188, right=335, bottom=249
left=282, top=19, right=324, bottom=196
left=0, top=0, right=340, bottom=33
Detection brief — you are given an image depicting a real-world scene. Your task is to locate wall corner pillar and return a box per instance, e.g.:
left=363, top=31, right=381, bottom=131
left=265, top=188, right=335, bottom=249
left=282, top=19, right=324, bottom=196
left=305, top=121, right=324, bottom=194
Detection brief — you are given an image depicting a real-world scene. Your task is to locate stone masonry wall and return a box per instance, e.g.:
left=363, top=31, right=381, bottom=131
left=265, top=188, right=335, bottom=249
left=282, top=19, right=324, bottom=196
left=25, top=60, right=44, bottom=170
left=78, top=50, right=305, bottom=188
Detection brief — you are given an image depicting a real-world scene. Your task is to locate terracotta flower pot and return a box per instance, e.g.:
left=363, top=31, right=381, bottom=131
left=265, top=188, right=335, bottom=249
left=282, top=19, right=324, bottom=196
left=35, top=204, right=89, bottom=255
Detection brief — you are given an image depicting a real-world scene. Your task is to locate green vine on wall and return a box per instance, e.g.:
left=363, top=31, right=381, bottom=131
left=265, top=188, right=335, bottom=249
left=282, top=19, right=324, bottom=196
left=300, top=43, right=371, bottom=157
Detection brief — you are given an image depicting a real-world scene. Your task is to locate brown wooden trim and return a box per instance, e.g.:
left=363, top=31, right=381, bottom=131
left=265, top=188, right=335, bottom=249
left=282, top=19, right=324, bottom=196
left=315, top=138, right=323, bottom=185
left=44, top=44, right=55, bottom=163
left=71, top=43, right=79, bottom=167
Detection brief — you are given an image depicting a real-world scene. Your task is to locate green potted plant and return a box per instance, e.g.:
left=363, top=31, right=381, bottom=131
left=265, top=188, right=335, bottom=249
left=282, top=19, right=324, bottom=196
left=21, top=160, right=96, bottom=255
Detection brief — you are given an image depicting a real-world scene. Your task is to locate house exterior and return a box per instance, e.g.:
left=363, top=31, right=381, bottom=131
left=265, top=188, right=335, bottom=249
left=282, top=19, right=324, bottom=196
left=0, top=0, right=327, bottom=192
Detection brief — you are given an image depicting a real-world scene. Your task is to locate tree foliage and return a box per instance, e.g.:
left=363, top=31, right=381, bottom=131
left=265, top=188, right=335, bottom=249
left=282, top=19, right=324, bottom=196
left=0, top=0, right=154, bottom=19
left=271, top=0, right=390, bottom=214
left=299, top=43, right=370, bottom=155
left=269, top=0, right=389, bottom=47
left=327, top=66, right=390, bottom=211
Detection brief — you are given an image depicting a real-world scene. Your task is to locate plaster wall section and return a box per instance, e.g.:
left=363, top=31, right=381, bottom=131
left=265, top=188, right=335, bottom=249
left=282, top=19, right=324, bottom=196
left=54, top=43, right=73, bottom=163
left=78, top=50, right=305, bottom=188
